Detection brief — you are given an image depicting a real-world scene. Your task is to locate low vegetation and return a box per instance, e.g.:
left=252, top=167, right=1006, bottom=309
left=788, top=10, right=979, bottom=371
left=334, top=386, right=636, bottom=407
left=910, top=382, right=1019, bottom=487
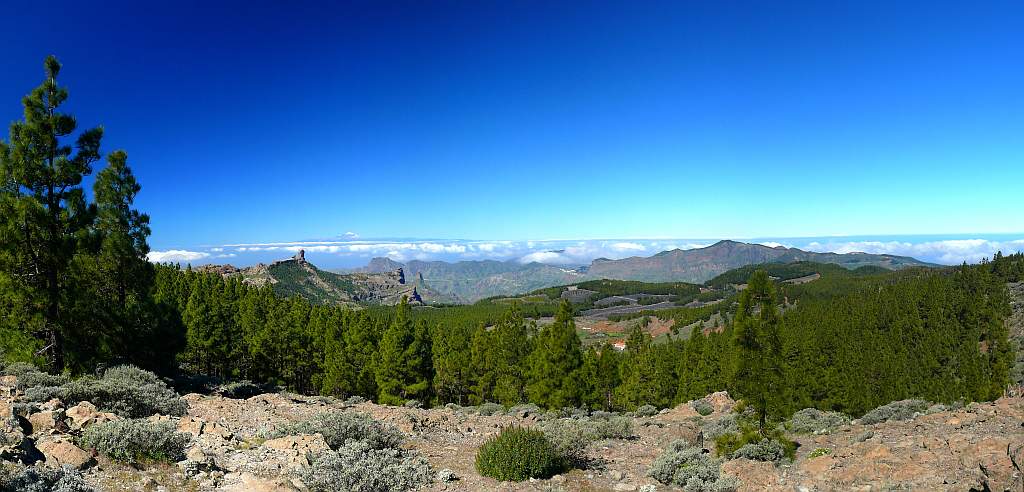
left=714, top=422, right=797, bottom=464
left=859, top=399, right=932, bottom=425
left=475, top=426, right=564, bottom=481
left=786, top=408, right=851, bottom=434
left=0, top=465, right=94, bottom=492
left=302, top=441, right=433, bottom=492
left=649, top=439, right=738, bottom=491
left=269, top=411, right=403, bottom=451
left=19, top=365, right=187, bottom=418
left=538, top=415, right=633, bottom=466
left=692, top=398, right=714, bottom=416
left=79, top=419, right=189, bottom=464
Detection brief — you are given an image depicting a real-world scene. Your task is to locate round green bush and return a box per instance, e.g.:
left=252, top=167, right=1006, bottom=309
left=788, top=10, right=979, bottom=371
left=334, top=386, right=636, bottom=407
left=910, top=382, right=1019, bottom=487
left=475, top=426, right=563, bottom=481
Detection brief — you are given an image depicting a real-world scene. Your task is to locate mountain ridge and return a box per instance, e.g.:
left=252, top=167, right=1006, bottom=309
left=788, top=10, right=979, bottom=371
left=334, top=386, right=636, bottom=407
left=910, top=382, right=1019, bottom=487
left=347, top=240, right=937, bottom=301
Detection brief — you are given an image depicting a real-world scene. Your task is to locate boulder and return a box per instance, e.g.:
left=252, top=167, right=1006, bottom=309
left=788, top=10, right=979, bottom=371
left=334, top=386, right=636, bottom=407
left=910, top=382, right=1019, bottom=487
left=263, top=433, right=330, bottom=454
left=28, top=409, right=66, bottom=435
left=36, top=437, right=94, bottom=469
left=178, top=416, right=233, bottom=439
left=65, top=401, right=117, bottom=430
left=262, top=433, right=330, bottom=467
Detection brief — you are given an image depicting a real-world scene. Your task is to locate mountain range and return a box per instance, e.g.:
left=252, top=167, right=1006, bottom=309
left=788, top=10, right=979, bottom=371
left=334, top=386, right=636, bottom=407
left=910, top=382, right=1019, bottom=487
left=344, top=240, right=937, bottom=302
left=197, top=250, right=454, bottom=306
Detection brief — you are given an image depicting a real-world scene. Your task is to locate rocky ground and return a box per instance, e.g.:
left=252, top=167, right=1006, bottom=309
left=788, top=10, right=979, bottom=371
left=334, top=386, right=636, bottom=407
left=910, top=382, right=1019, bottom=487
left=3, top=374, right=1022, bottom=492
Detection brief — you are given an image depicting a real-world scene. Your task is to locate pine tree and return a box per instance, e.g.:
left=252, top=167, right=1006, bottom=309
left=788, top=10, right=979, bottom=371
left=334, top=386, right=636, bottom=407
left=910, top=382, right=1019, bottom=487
left=525, top=300, right=583, bottom=409
left=0, top=56, right=104, bottom=372
left=731, top=270, right=785, bottom=433
left=376, top=297, right=431, bottom=404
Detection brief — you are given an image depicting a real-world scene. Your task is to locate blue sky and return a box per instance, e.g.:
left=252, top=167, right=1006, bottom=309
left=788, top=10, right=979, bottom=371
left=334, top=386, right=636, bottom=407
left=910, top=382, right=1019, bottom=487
left=1, top=1, right=1022, bottom=268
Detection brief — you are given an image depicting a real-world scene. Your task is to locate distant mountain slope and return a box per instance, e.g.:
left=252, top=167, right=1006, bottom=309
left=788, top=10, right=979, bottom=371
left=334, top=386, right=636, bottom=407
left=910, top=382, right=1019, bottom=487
left=345, top=240, right=936, bottom=302
left=199, top=250, right=452, bottom=306
left=350, top=258, right=585, bottom=303
left=586, top=240, right=937, bottom=283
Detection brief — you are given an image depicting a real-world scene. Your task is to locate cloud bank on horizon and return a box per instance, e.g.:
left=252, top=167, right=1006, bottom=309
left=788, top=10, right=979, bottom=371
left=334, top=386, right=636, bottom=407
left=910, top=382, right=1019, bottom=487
left=146, top=234, right=1024, bottom=269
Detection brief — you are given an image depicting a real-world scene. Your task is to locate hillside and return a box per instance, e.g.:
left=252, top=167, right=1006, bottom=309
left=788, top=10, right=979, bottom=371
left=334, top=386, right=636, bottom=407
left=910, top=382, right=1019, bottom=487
left=199, top=250, right=453, bottom=306
left=3, top=371, right=1020, bottom=491
left=585, top=240, right=936, bottom=283
left=350, top=258, right=585, bottom=303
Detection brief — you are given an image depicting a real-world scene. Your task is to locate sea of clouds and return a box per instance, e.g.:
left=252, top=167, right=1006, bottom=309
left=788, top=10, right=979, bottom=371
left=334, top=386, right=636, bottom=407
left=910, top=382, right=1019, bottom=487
left=146, top=234, right=1024, bottom=269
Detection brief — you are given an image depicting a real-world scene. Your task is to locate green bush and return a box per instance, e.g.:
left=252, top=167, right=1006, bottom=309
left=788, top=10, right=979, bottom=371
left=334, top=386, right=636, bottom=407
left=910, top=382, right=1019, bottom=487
left=0, top=464, right=94, bottom=492
left=2, top=363, right=67, bottom=391
left=509, top=403, right=542, bottom=417
left=79, top=419, right=189, bottom=464
left=538, top=416, right=633, bottom=467
left=270, top=411, right=403, bottom=451
left=648, top=439, right=737, bottom=491
left=634, top=404, right=658, bottom=417
left=62, top=365, right=187, bottom=418
left=787, top=408, right=851, bottom=434
left=477, top=402, right=505, bottom=416
left=20, top=365, right=187, bottom=418
left=475, top=426, right=564, bottom=481
left=302, top=440, right=433, bottom=492
left=702, top=413, right=739, bottom=440
left=692, top=399, right=714, bottom=416
left=403, top=399, right=423, bottom=409
left=807, top=447, right=831, bottom=458
left=217, top=380, right=268, bottom=399
left=714, top=425, right=795, bottom=463
left=344, top=395, right=366, bottom=405
left=859, top=399, right=931, bottom=425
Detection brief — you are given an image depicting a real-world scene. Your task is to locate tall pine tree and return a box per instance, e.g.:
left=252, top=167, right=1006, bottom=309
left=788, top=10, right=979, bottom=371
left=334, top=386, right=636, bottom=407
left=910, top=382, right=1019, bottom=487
left=0, top=56, right=103, bottom=372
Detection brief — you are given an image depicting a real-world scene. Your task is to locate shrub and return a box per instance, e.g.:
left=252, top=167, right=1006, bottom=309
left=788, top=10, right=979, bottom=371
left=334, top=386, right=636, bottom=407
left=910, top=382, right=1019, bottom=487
left=648, top=439, right=737, bottom=491
left=0, top=465, right=94, bottom=492
left=477, top=402, right=505, bottom=416
left=855, top=430, right=874, bottom=442
left=218, top=380, right=267, bottom=399
left=79, top=419, right=189, bottom=464
left=714, top=425, right=795, bottom=463
left=302, top=440, right=432, bottom=492
left=702, top=413, right=739, bottom=440
left=807, top=447, right=831, bottom=458
left=538, top=416, right=634, bottom=465
left=23, top=385, right=64, bottom=403
left=692, top=399, right=714, bottom=416
left=730, top=438, right=787, bottom=463
left=270, top=411, right=403, bottom=451
left=787, top=408, right=851, bottom=434
left=344, top=395, right=367, bottom=405
left=559, top=407, right=590, bottom=419
left=509, top=403, right=542, bottom=417
left=403, top=399, right=423, bottom=409
left=859, top=399, right=931, bottom=425
left=475, top=426, right=564, bottom=481
left=634, top=405, right=658, bottom=417
left=2, top=363, right=67, bottom=391
left=61, top=366, right=187, bottom=418
left=589, top=410, right=619, bottom=420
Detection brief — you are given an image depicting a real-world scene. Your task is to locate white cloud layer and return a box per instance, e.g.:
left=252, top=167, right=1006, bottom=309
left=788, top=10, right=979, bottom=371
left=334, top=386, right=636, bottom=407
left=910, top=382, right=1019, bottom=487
left=802, top=238, right=1024, bottom=265
left=148, top=250, right=210, bottom=263
left=155, top=236, right=1024, bottom=268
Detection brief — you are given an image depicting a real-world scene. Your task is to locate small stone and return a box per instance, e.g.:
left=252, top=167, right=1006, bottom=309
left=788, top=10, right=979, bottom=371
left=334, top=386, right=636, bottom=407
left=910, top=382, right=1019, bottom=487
left=437, top=468, right=457, bottom=482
